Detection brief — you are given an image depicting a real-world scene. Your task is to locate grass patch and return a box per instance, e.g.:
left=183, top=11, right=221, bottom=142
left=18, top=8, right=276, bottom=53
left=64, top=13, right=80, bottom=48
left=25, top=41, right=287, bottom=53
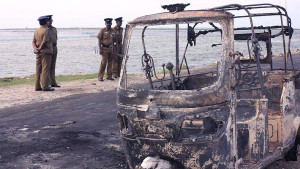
left=56, top=73, right=98, bottom=82
left=0, top=73, right=98, bottom=87
left=0, top=76, right=36, bottom=87
left=156, top=66, right=187, bottom=74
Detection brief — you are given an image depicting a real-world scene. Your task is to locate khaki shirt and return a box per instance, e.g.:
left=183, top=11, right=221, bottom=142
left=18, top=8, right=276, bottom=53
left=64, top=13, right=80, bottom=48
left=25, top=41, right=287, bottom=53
left=33, top=26, right=53, bottom=54
left=48, top=26, right=57, bottom=46
left=113, top=26, right=123, bottom=44
left=97, top=27, right=114, bottom=46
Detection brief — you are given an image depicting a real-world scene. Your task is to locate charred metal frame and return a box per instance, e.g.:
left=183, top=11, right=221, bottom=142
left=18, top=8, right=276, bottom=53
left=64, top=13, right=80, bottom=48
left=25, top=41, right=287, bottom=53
left=117, top=3, right=300, bottom=169
left=208, top=4, right=295, bottom=98
left=118, top=11, right=235, bottom=169
left=211, top=3, right=295, bottom=73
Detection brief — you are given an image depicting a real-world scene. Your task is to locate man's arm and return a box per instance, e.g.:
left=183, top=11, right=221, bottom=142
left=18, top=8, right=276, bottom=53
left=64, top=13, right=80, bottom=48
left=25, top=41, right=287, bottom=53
left=32, top=36, right=39, bottom=54
left=98, top=38, right=103, bottom=55
left=38, top=41, right=45, bottom=51
left=32, top=38, right=38, bottom=50
left=120, top=28, right=123, bottom=42
left=97, top=30, right=103, bottom=55
left=55, top=27, right=58, bottom=40
left=120, top=28, right=124, bottom=53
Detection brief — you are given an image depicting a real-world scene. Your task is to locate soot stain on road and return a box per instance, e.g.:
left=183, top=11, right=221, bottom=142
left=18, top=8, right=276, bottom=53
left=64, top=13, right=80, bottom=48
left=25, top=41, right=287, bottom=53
left=0, top=91, right=127, bottom=169
left=0, top=129, right=127, bottom=168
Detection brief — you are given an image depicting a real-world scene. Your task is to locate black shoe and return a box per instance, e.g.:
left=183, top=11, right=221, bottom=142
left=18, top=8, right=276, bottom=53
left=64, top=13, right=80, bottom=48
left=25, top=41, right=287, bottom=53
left=35, top=89, right=42, bottom=91
left=114, top=75, right=118, bottom=78
left=51, top=84, right=60, bottom=87
left=42, top=88, right=55, bottom=91
left=98, top=78, right=104, bottom=81
left=106, top=78, right=114, bottom=81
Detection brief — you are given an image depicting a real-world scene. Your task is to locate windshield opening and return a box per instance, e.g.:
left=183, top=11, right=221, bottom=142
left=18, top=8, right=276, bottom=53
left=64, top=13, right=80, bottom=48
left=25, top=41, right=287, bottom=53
left=125, top=22, right=223, bottom=90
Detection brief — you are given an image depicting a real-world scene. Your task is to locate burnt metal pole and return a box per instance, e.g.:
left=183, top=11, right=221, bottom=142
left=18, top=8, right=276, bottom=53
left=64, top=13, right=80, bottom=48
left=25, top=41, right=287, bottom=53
left=176, top=24, right=180, bottom=76
left=279, top=14, right=287, bottom=73
left=179, top=43, right=190, bottom=75
left=142, top=26, right=154, bottom=89
left=166, top=62, right=176, bottom=90
left=267, top=28, right=273, bottom=70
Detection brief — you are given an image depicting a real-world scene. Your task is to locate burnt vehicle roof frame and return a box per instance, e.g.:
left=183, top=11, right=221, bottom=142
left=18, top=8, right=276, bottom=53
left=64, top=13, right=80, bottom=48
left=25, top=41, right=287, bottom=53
left=142, top=4, right=294, bottom=72
left=210, top=3, right=294, bottom=73
left=127, top=3, right=294, bottom=74
left=122, top=3, right=295, bottom=92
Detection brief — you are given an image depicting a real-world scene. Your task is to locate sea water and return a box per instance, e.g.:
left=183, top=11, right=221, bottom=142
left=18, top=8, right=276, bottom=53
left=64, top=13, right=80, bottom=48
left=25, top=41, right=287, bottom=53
left=0, top=28, right=299, bottom=78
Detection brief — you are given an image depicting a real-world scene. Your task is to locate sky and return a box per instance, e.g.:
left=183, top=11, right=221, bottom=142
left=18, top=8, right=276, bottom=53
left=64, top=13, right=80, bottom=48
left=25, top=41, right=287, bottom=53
left=0, top=0, right=299, bottom=29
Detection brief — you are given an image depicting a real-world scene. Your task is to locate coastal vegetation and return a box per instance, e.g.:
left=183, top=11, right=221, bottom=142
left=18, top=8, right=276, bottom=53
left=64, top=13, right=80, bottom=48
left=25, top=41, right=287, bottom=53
left=0, top=73, right=98, bottom=87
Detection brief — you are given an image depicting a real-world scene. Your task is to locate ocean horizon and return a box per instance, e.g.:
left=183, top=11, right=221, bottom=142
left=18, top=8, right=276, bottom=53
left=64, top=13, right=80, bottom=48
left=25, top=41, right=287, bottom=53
left=1, top=28, right=300, bottom=78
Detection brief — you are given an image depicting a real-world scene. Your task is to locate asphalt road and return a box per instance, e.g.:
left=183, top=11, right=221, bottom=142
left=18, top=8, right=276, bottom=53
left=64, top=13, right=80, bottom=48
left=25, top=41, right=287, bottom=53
left=0, top=91, right=127, bottom=169
left=0, top=56, right=299, bottom=169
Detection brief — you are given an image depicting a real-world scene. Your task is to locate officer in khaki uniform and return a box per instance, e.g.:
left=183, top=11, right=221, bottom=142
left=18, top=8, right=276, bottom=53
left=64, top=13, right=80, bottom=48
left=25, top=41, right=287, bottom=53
left=46, top=15, right=60, bottom=88
left=97, top=18, right=115, bottom=81
left=32, top=16, right=54, bottom=91
left=112, top=17, right=123, bottom=78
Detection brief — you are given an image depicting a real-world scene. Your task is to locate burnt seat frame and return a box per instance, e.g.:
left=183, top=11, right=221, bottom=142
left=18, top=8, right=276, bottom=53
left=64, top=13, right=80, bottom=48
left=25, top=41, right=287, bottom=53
left=211, top=3, right=295, bottom=73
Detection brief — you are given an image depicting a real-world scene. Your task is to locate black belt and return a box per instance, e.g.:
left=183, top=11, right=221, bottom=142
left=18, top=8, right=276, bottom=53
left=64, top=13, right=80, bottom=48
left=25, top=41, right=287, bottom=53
left=102, top=44, right=112, bottom=48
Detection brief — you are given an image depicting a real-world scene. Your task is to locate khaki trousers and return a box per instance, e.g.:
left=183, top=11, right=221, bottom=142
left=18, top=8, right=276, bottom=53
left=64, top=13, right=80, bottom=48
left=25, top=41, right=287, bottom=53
left=98, top=48, right=113, bottom=79
left=50, top=46, right=58, bottom=85
left=112, top=44, right=122, bottom=77
left=35, top=53, right=52, bottom=90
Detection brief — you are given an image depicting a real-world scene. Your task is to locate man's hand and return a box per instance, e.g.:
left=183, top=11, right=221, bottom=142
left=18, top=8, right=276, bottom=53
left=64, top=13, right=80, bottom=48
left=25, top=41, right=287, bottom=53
left=99, top=47, right=103, bottom=55
left=33, top=49, right=39, bottom=54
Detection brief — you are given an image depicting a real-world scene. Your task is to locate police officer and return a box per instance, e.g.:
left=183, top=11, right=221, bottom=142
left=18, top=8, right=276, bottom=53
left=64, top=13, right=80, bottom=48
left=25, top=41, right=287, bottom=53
left=97, top=18, right=114, bottom=81
left=32, top=16, right=54, bottom=91
left=46, top=15, right=60, bottom=88
left=112, top=17, right=123, bottom=78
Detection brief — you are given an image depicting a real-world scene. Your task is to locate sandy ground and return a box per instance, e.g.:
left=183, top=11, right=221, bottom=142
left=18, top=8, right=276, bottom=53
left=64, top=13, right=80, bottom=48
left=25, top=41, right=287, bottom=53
left=0, top=78, right=113, bottom=109
left=0, top=75, right=146, bottom=110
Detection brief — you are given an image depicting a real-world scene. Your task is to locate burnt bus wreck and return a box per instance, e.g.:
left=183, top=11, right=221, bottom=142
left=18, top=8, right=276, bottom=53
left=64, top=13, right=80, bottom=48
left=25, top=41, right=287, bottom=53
left=116, top=3, right=300, bottom=169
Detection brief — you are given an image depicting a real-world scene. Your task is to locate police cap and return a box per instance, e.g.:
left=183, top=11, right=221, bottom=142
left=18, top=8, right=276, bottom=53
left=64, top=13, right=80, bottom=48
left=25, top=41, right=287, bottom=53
left=46, top=15, right=53, bottom=20
left=115, top=17, right=123, bottom=22
left=37, top=16, right=49, bottom=21
left=104, top=18, right=113, bottom=24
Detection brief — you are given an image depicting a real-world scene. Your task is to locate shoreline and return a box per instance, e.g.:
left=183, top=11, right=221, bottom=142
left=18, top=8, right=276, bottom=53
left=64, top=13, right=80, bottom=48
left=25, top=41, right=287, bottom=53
left=0, top=73, right=98, bottom=87
left=2, top=27, right=300, bottom=30
left=1, top=51, right=299, bottom=81
left=0, top=77, right=106, bottom=109
left=0, top=74, right=145, bottom=110
left=1, top=53, right=300, bottom=110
